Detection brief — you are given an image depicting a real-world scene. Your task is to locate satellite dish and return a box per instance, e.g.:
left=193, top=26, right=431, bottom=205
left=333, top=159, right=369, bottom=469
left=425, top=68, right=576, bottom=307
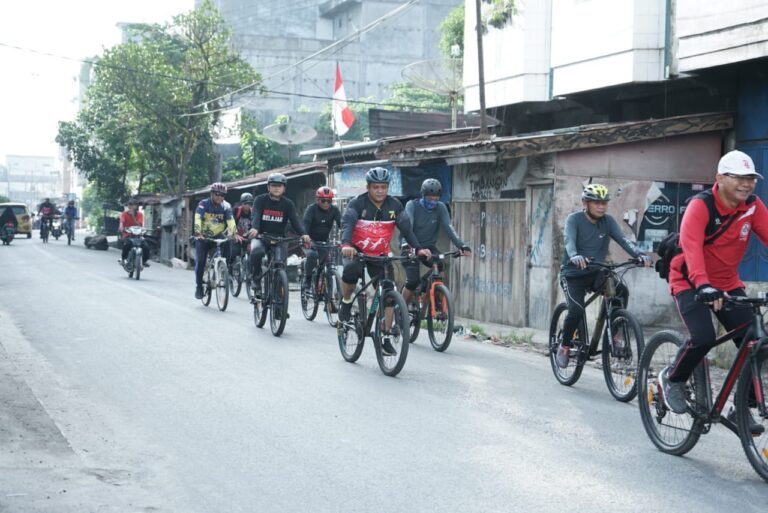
left=401, top=58, right=463, bottom=128
left=263, top=117, right=317, bottom=164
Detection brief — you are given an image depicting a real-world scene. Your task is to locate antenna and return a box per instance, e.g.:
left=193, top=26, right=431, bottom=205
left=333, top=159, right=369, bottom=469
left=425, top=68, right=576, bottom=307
left=401, top=57, right=463, bottom=128
left=262, top=116, right=317, bottom=164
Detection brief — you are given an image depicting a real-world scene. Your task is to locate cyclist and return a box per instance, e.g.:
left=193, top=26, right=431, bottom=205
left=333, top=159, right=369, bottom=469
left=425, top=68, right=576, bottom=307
left=229, top=192, right=253, bottom=269
left=338, top=166, right=430, bottom=356
left=400, top=178, right=471, bottom=307
left=37, top=198, right=58, bottom=237
left=119, top=198, right=151, bottom=268
left=193, top=183, right=236, bottom=299
left=556, top=183, right=652, bottom=368
left=246, top=173, right=310, bottom=297
left=659, top=150, right=768, bottom=425
left=63, top=200, right=78, bottom=241
left=302, top=186, right=342, bottom=290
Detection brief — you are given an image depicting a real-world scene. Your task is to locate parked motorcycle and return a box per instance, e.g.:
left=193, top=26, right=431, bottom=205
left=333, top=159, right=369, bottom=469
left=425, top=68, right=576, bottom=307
left=0, top=222, right=15, bottom=245
left=121, top=226, right=146, bottom=280
left=51, top=216, right=63, bottom=240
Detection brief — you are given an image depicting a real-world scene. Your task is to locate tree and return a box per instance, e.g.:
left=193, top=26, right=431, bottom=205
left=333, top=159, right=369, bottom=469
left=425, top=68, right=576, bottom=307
left=314, top=99, right=373, bottom=144
left=0, top=195, right=10, bottom=203
left=439, top=4, right=464, bottom=58
left=482, top=0, right=517, bottom=31
left=384, top=83, right=454, bottom=112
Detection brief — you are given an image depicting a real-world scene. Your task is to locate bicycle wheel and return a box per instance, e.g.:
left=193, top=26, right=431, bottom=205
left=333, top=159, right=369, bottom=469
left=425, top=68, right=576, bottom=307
left=602, top=308, right=643, bottom=402
left=427, top=283, right=454, bottom=352
left=134, top=250, right=142, bottom=281
left=67, top=227, right=72, bottom=245
left=400, top=285, right=421, bottom=343
left=215, top=259, right=229, bottom=311
left=301, top=273, right=319, bottom=321
left=548, top=302, right=587, bottom=386
left=373, top=290, right=410, bottom=377
left=201, top=264, right=213, bottom=306
left=41, top=224, right=48, bottom=243
left=338, top=293, right=365, bottom=362
left=245, top=257, right=254, bottom=302
left=735, top=345, right=768, bottom=482
left=229, top=258, right=243, bottom=297
left=270, top=269, right=289, bottom=336
left=325, top=269, right=343, bottom=327
left=638, top=330, right=702, bottom=456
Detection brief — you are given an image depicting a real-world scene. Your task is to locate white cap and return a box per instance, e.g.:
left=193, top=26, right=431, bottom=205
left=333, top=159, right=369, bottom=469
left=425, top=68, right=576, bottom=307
left=717, top=150, right=761, bottom=178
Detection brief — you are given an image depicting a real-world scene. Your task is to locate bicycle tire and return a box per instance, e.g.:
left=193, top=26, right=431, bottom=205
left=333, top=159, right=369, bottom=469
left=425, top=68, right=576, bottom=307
left=401, top=284, right=421, bottom=343
left=202, top=264, right=213, bottom=306
left=216, top=259, right=229, bottom=311
left=253, top=273, right=268, bottom=327
left=602, top=308, right=643, bottom=402
left=338, top=292, right=365, bottom=362
left=300, top=273, right=319, bottom=321
left=428, top=283, right=454, bottom=352
left=270, top=269, right=289, bottom=336
left=41, top=224, right=48, bottom=243
left=134, top=250, right=142, bottom=281
left=735, top=344, right=768, bottom=483
left=374, top=290, right=410, bottom=377
left=638, top=330, right=702, bottom=456
left=67, top=228, right=72, bottom=245
left=230, top=258, right=243, bottom=297
left=548, top=302, right=587, bottom=386
left=325, top=269, right=343, bottom=327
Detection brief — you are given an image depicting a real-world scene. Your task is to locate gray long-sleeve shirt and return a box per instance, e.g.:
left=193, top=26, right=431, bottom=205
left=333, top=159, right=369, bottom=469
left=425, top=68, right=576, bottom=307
left=401, top=199, right=465, bottom=249
left=560, top=211, right=643, bottom=276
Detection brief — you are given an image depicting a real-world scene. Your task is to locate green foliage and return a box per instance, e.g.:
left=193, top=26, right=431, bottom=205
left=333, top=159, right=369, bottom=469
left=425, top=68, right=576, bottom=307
left=482, top=0, right=517, bottom=31
left=241, top=130, right=287, bottom=174
left=384, top=83, right=455, bottom=112
left=0, top=195, right=10, bottom=203
left=81, top=184, right=106, bottom=232
left=439, top=5, right=464, bottom=58
left=314, top=99, right=372, bottom=142
left=468, top=324, right=488, bottom=338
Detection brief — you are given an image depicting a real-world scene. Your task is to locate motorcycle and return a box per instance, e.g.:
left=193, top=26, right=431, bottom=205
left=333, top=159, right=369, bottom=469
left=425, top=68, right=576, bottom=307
left=121, top=226, right=147, bottom=280
left=51, top=216, right=63, bottom=240
left=0, top=222, right=14, bottom=245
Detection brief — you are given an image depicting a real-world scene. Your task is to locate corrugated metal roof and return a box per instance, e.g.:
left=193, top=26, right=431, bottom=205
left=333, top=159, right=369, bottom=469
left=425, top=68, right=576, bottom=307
left=184, top=162, right=327, bottom=197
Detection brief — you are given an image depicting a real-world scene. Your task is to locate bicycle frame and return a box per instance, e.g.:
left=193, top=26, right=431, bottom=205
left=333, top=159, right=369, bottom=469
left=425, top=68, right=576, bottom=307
left=415, top=251, right=460, bottom=318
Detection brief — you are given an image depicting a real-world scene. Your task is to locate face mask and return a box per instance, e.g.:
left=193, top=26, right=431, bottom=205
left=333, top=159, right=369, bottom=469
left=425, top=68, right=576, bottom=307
left=420, top=198, right=438, bottom=211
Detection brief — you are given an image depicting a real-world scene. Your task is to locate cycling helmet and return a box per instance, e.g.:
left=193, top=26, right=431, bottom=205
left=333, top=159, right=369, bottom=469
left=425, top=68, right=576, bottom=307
left=210, top=182, right=227, bottom=195
left=68, top=200, right=75, bottom=206
left=267, top=173, right=287, bottom=186
left=420, top=178, right=442, bottom=196
left=316, top=186, right=334, bottom=199
left=582, top=183, right=610, bottom=202
left=365, top=166, right=390, bottom=184
left=239, top=192, right=253, bottom=204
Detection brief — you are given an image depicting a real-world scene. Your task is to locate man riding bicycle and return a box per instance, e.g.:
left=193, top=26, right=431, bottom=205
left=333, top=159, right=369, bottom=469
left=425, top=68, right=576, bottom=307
left=246, top=173, right=310, bottom=297
left=302, top=186, right=342, bottom=290
left=338, top=166, right=430, bottom=355
left=63, top=200, right=78, bottom=241
left=194, top=183, right=236, bottom=299
left=556, top=183, right=652, bottom=368
left=229, top=192, right=253, bottom=270
left=37, top=198, right=58, bottom=238
left=119, top=198, right=151, bottom=268
left=400, top=178, right=471, bottom=307
left=659, top=150, right=768, bottom=427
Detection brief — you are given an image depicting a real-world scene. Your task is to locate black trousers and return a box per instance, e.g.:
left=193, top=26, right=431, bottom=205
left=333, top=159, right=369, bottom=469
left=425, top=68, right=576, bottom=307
left=304, top=246, right=330, bottom=283
left=559, top=271, right=629, bottom=347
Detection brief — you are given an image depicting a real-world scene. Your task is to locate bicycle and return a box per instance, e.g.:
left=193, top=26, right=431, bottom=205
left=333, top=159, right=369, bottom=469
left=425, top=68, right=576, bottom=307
left=300, top=241, right=343, bottom=326
left=638, top=294, right=768, bottom=482
left=251, top=234, right=302, bottom=337
left=228, top=238, right=250, bottom=298
left=200, top=237, right=230, bottom=311
left=40, top=217, right=51, bottom=243
left=402, top=250, right=462, bottom=352
left=336, top=253, right=413, bottom=377
left=549, top=260, right=645, bottom=402
left=63, top=216, right=77, bottom=245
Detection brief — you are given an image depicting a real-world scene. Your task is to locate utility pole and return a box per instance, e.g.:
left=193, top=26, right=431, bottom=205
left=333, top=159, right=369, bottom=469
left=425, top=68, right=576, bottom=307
left=475, top=0, right=488, bottom=137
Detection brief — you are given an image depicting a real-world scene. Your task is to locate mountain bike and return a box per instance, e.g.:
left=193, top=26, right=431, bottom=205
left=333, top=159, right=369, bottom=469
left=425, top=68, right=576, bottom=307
left=63, top=216, right=77, bottom=245
left=549, top=260, right=645, bottom=402
left=336, top=253, right=412, bottom=377
left=300, top=241, right=343, bottom=326
left=228, top=238, right=250, bottom=298
left=638, top=294, right=768, bottom=483
left=200, top=237, right=230, bottom=311
left=402, top=250, right=462, bottom=352
left=251, top=234, right=302, bottom=337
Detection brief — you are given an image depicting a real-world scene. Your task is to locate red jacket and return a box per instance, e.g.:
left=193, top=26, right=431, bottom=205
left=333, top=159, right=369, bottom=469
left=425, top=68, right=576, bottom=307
left=669, top=184, right=768, bottom=295
left=120, top=210, right=144, bottom=239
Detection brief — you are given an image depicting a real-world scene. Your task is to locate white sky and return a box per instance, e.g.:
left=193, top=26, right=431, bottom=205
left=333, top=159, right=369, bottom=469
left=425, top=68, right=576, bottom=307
left=0, top=0, right=193, bottom=164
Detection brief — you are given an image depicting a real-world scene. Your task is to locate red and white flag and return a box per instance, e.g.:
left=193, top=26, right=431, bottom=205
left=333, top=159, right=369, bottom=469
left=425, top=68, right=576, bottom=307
left=332, top=63, right=355, bottom=137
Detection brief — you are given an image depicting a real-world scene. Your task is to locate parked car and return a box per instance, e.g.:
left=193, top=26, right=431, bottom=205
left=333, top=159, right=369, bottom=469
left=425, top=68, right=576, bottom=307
left=0, top=202, right=32, bottom=238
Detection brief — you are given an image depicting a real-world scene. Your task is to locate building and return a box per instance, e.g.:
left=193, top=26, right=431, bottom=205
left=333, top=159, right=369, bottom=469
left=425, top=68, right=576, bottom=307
left=3, top=155, right=60, bottom=208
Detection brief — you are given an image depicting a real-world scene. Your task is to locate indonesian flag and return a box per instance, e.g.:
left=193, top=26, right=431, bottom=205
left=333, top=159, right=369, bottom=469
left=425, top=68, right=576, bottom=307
left=332, top=63, right=355, bottom=137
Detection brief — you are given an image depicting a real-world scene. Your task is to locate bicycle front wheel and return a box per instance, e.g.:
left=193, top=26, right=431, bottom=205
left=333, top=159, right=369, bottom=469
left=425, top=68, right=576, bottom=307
left=229, top=259, right=243, bottom=297
left=300, top=274, right=319, bottom=321
left=548, top=302, right=586, bottom=386
left=427, top=283, right=454, bottom=352
left=374, top=290, right=410, bottom=377
left=215, top=260, right=229, bottom=311
left=638, top=330, right=701, bottom=456
left=338, top=293, right=365, bottom=362
left=602, top=308, right=643, bottom=402
left=735, top=344, right=768, bottom=482
left=325, top=269, right=343, bottom=327
left=270, top=269, right=289, bottom=336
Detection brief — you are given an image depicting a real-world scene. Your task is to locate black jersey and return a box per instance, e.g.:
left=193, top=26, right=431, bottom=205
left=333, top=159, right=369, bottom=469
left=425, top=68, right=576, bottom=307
left=250, top=194, right=305, bottom=236
left=303, top=203, right=341, bottom=242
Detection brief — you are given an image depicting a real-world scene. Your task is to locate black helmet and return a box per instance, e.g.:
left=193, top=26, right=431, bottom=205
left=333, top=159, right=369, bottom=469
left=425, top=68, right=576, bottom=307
left=240, top=192, right=253, bottom=204
left=68, top=200, right=75, bottom=206
left=267, top=173, right=287, bottom=186
left=365, top=166, right=390, bottom=184
left=420, top=178, right=442, bottom=196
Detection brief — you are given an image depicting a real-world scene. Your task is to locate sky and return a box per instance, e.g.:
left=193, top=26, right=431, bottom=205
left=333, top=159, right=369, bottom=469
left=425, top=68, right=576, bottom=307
left=0, top=0, right=193, bottom=164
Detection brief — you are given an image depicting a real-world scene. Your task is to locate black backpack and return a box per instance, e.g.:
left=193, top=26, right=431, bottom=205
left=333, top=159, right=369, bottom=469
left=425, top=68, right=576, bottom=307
left=654, top=189, right=756, bottom=282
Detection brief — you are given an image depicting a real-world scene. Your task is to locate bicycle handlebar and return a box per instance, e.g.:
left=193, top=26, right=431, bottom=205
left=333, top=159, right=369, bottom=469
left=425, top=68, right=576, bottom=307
left=583, top=259, right=645, bottom=270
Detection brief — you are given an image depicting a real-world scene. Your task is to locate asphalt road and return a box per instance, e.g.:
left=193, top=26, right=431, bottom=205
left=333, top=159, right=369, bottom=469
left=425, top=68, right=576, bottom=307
left=1, top=235, right=767, bottom=512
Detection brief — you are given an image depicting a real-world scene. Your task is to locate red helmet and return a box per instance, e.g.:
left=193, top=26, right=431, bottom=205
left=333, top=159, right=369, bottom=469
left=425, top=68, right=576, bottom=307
left=316, top=186, right=334, bottom=199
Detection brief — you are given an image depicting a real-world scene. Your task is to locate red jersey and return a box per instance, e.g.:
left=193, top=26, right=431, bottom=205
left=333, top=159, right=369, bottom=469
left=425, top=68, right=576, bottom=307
left=120, top=210, right=144, bottom=239
left=669, top=184, right=768, bottom=294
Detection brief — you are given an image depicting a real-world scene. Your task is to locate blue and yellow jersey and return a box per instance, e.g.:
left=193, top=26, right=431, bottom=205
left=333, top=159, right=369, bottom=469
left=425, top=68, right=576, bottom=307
left=194, top=198, right=236, bottom=237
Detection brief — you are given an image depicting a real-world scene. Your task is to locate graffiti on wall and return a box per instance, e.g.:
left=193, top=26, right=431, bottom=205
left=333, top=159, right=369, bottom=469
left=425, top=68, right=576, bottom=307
left=454, top=159, right=527, bottom=201
left=461, top=273, right=513, bottom=298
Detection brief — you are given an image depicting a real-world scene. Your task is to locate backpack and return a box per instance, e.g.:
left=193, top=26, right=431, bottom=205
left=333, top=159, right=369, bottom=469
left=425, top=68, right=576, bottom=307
left=654, top=189, right=756, bottom=282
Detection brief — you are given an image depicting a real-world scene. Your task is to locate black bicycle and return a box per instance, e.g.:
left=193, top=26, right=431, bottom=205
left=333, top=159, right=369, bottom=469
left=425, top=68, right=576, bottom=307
left=336, top=253, right=412, bottom=377
left=549, top=260, right=645, bottom=402
left=639, top=295, right=768, bottom=482
left=300, top=241, right=343, bottom=326
left=251, top=234, right=302, bottom=337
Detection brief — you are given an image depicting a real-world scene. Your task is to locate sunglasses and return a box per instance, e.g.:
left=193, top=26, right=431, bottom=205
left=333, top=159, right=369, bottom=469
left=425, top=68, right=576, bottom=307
left=318, top=199, right=332, bottom=204
left=212, top=192, right=225, bottom=197
left=723, top=173, right=757, bottom=182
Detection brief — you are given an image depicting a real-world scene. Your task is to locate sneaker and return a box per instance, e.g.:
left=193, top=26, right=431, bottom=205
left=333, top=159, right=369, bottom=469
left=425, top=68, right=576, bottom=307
left=555, top=344, right=570, bottom=368
left=381, top=337, right=398, bottom=357
left=726, top=407, right=765, bottom=436
left=339, top=301, right=352, bottom=322
left=658, top=367, right=688, bottom=414
left=195, top=285, right=204, bottom=299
